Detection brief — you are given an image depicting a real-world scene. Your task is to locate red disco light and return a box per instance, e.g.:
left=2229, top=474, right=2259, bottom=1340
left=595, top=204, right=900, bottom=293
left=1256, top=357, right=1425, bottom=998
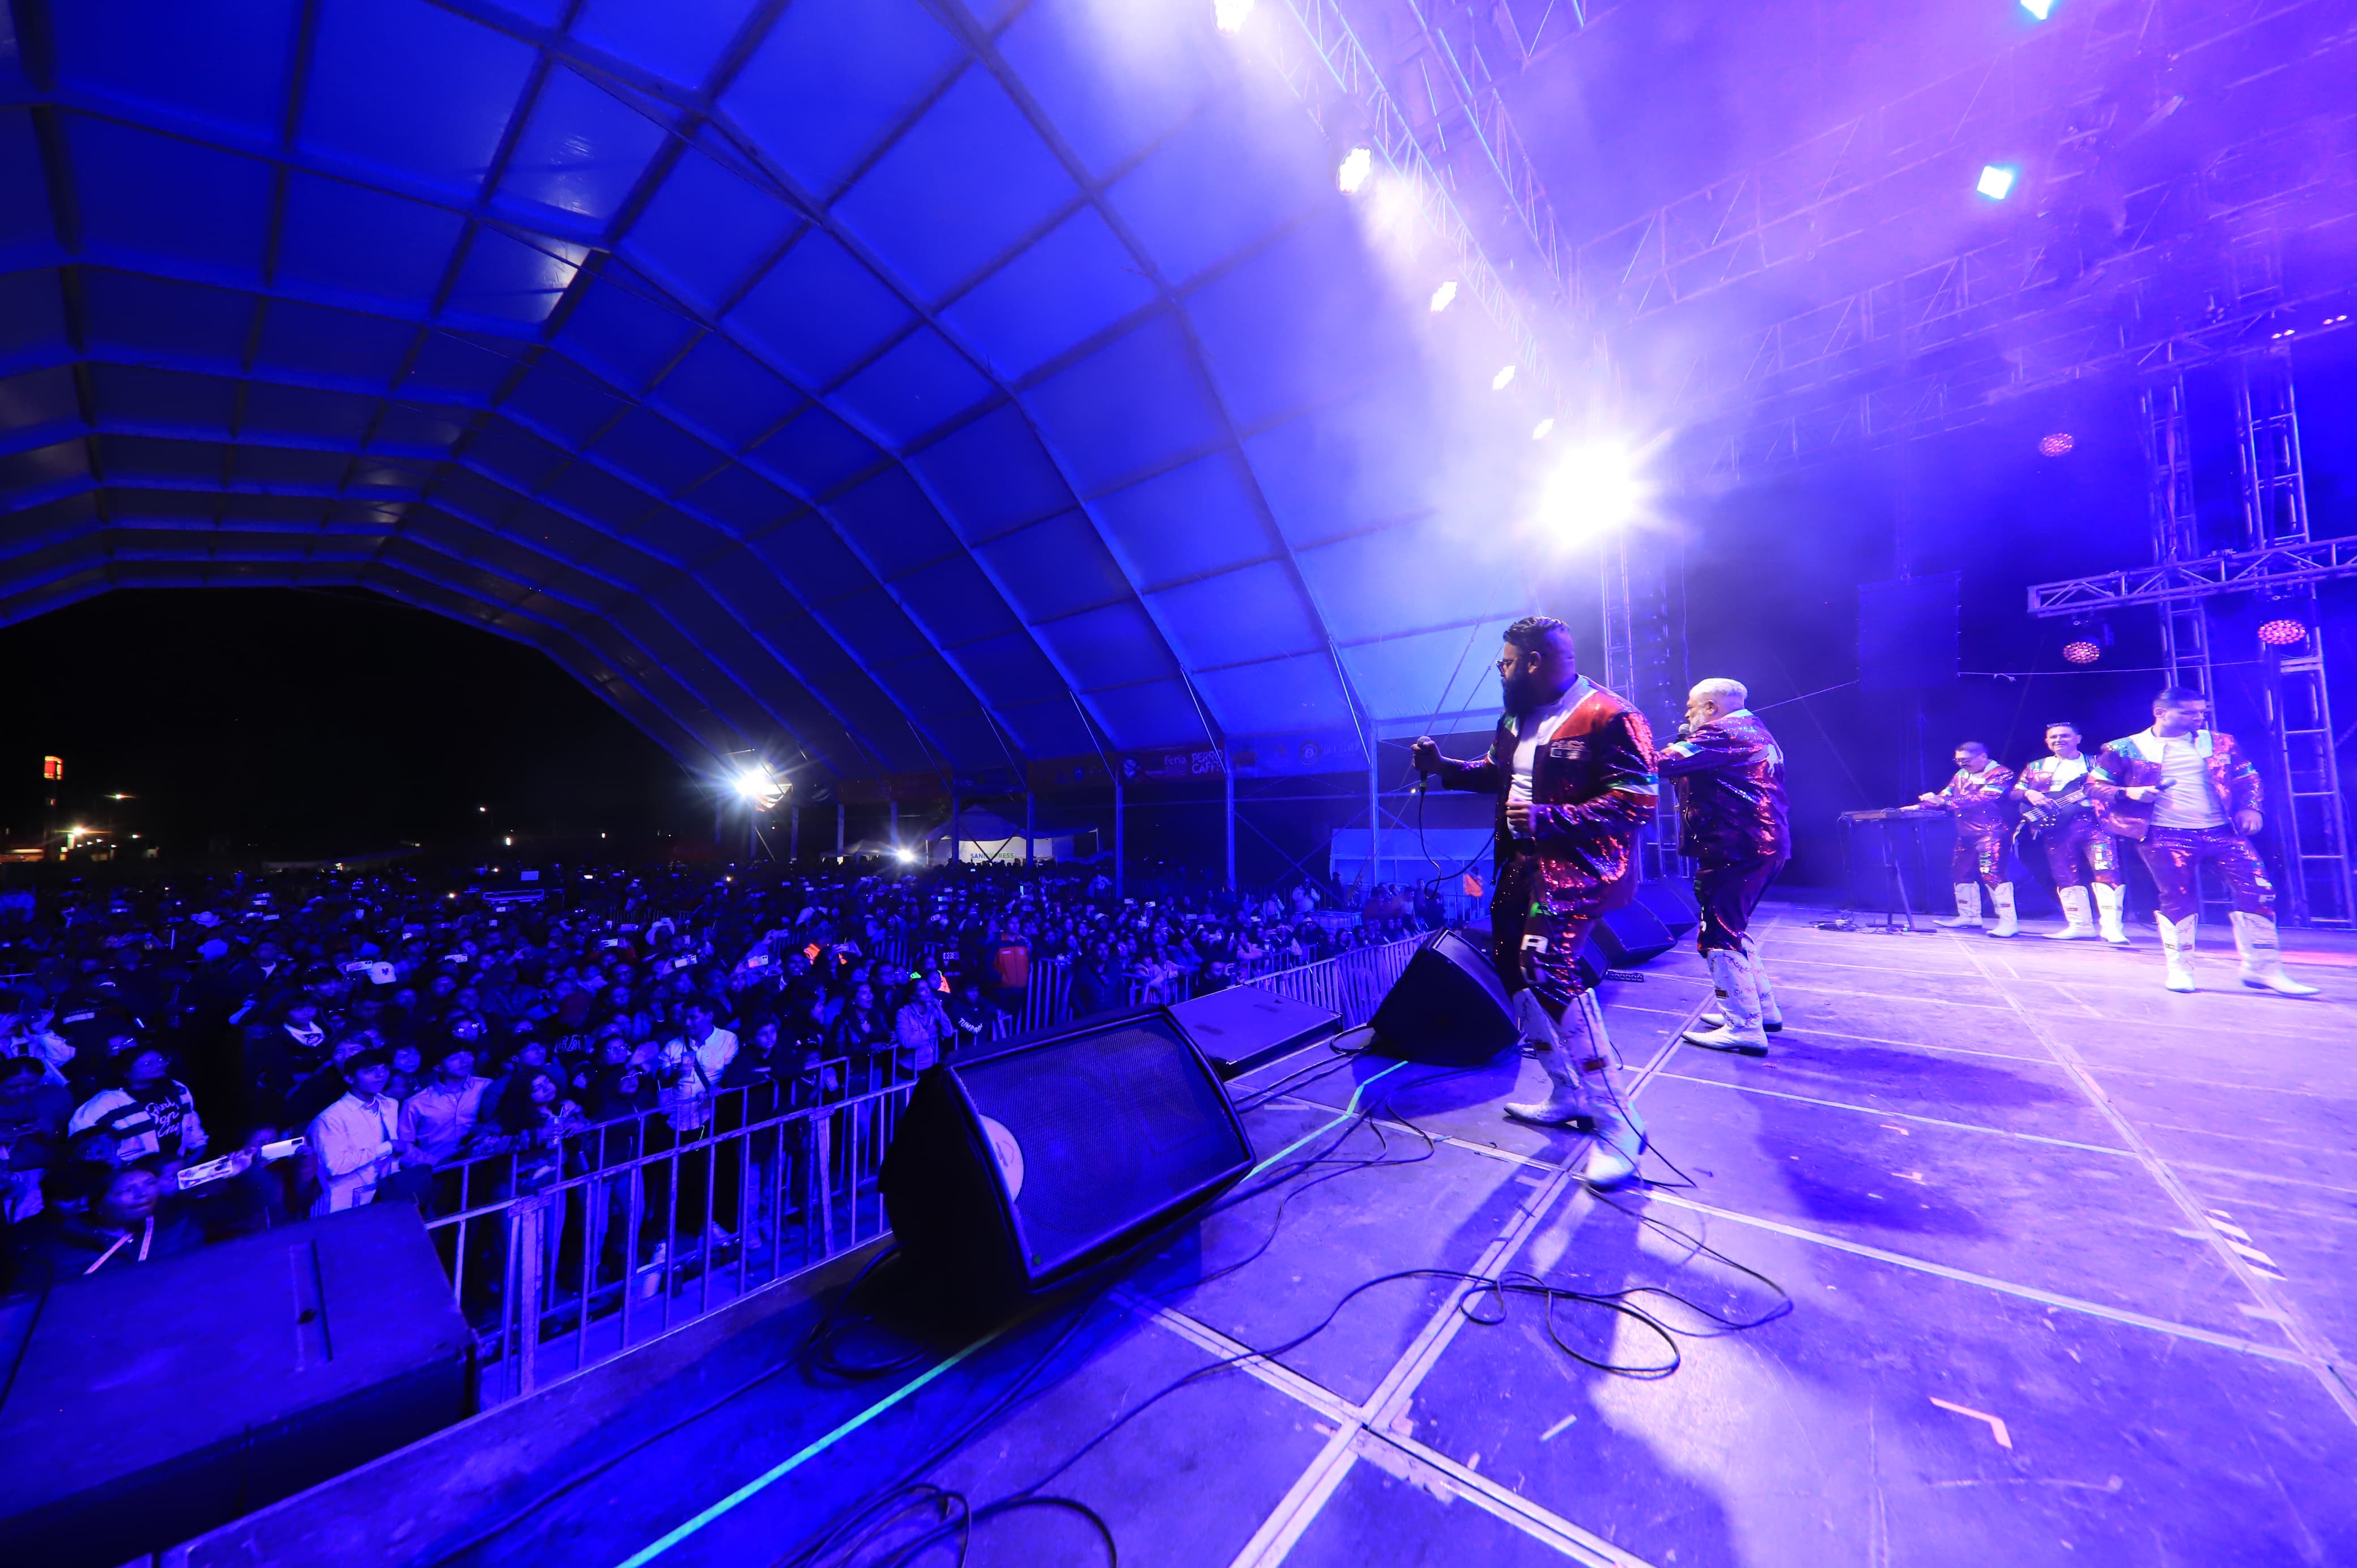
left=2258, top=617, right=2309, bottom=647
left=2062, top=640, right=2102, bottom=664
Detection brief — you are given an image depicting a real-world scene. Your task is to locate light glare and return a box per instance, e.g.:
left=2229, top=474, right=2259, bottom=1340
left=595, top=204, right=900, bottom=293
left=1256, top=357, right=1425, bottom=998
left=1428, top=280, right=1458, bottom=313
left=2019, top=0, right=2053, bottom=17
left=1491, top=364, right=1517, bottom=391
left=1977, top=164, right=2019, bottom=201
left=1337, top=147, right=1373, bottom=194
left=1214, top=0, right=1256, bottom=33
left=1535, top=440, right=1647, bottom=546
left=1531, top=417, right=1555, bottom=441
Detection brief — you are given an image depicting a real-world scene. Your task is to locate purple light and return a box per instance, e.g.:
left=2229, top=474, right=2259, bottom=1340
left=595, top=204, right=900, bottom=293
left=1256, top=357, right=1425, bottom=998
left=2039, top=432, right=2074, bottom=457
left=2258, top=618, right=2308, bottom=647
left=2062, top=640, right=2101, bottom=664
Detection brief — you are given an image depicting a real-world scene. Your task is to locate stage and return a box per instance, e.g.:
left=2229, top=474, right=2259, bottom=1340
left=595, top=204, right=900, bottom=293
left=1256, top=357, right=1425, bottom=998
left=183, top=901, right=2357, bottom=1568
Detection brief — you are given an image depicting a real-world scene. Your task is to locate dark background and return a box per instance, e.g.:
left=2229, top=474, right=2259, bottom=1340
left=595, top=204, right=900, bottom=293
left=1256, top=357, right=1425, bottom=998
left=2, top=587, right=697, bottom=860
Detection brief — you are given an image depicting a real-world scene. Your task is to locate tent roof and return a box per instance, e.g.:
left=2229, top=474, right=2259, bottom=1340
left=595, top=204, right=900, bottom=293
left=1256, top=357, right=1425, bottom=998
left=0, top=0, right=1539, bottom=784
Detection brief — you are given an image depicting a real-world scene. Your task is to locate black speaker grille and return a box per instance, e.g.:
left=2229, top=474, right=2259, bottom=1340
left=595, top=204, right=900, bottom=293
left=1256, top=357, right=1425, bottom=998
left=955, top=1016, right=1248, bottom=1277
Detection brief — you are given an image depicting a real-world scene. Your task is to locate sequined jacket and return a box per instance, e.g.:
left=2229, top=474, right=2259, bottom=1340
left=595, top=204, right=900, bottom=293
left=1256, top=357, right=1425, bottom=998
left=1432, top=678, right=1659, bottom=918
left=2008, top=757, right=2099, bottom=834
left=1925, top=764, right=2015, bottom=836
left=1656, top=710, right=1789, bottom=867
left=2087, top=728, right=2261, bottom=842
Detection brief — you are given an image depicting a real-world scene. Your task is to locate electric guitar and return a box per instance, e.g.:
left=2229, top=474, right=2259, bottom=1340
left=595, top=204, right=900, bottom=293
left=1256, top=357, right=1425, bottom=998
left=2019, top=783, right=2092, bottom=837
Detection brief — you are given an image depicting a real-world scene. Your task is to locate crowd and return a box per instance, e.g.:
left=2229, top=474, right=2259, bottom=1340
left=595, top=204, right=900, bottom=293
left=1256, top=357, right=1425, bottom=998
left=0, top=859, right=1436, bottom=1294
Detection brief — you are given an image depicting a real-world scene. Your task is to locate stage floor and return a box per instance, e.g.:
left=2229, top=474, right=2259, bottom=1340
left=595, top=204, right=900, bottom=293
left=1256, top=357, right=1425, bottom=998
left=393, top=903, right=2357, bottom=1568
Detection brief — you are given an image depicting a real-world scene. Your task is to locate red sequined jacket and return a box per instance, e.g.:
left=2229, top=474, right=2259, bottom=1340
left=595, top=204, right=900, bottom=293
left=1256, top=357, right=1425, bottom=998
left=2087, top=728, right=2262, bottom=841
left=1924, top=764, right=2016, bottom=836
left=1433, top=678, right=1659, bottom=918
left=1656, top=710, right=1789, bottom=866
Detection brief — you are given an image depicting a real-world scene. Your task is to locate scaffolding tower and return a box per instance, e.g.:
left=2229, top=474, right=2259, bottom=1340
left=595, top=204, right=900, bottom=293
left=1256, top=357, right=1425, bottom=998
left=2233, top=355, right=2353, bottom=927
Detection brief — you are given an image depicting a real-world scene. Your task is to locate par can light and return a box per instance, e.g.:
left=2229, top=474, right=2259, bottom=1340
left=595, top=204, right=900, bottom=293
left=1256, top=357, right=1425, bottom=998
left=2062, top=640, right=2102, bottom=665
left=2258, top=617, right=2309, bottom=647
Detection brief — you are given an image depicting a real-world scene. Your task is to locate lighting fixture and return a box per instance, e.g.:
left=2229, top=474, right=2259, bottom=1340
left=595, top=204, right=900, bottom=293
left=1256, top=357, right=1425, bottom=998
left=1337, top=147, right=1373, bottom=194
left=1491, top=364, right=1517, bottom=390
left=2258, top=617, right=2308, bottom=647
left=2020, top=0, right=2053, bottom=19
left=2061, top=639, right=2101, bottom=665
left=1531, top=417, right=1555, bottom=440
left=1214, top=0, right=1256, bottom=33
left=2039, top=432, right=2074, bottom=457
left=1976, top=164, right=2019, bottom=201
left=1428, top=280, right=1458, bottom=313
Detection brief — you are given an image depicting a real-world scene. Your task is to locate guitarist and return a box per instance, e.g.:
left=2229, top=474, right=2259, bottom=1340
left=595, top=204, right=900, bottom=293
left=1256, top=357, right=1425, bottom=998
left=2011, top=722, right=2128, bottom=945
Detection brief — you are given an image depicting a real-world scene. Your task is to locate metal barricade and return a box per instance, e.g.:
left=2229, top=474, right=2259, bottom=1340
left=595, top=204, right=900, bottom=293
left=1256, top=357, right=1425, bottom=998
left=422, top=1077, right=914, bottom=1405
left=1247, top=936, right=1422, bottom=1028
left=408, top=936, right=1426, bottom=1408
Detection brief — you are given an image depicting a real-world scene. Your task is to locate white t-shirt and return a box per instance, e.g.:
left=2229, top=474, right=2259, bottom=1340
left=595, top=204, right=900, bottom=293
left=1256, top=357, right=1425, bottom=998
left=2043, top=756, right=2088, bottom=790
left=2151, top=735, right=2224, bottom=829
left=1506, top=684, right=1584, bottom=838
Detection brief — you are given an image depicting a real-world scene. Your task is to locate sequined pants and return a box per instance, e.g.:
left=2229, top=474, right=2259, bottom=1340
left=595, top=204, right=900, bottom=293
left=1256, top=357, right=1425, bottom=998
left=1694, top=855, right=1786, bottom=955
left=2138, top=825, right=2274, bottom=922
left=2036, top=816, right=2124, bottom=889
left=1950, top=825, right=2013, bottom=890
left=1492, top=853, right=1599, bottom=1020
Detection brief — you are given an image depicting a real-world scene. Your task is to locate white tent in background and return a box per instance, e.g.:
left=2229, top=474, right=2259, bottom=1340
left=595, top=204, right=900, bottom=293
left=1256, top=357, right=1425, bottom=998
left=916, top=809, right=1095, bottom=866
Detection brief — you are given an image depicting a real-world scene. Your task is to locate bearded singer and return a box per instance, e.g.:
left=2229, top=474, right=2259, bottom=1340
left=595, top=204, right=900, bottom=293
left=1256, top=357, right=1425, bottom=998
left=1411, top=616, right=1660, bottom=1190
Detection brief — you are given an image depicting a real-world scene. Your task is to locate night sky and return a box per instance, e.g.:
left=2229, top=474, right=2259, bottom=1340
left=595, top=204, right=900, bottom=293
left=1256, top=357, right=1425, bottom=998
left=3, top=589, right=695, bottom=859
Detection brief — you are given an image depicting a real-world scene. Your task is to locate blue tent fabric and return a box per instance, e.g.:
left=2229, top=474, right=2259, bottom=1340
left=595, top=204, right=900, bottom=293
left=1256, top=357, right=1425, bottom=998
left=0, top=0, right=1531, bottom=783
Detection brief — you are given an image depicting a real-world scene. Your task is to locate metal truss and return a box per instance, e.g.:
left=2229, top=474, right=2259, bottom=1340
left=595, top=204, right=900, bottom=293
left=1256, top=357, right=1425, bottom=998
left=1383, top=0, right=1573, bottom=304
left=2233, top=355, right=2352, bottom=926
left=1265, top=0, right=1559, bottom=393
left=2025, top=535, right=2357, bottom=615
left=1648, top=0, right=2357, bottom=476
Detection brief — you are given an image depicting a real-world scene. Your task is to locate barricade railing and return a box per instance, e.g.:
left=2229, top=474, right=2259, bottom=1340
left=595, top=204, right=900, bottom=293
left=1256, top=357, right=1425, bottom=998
left=1246, top=936, right=1423, bottom=1029
left=423, top=1075, right=916, bottom=1405
left=412, top=935, right=1427, bottom=1407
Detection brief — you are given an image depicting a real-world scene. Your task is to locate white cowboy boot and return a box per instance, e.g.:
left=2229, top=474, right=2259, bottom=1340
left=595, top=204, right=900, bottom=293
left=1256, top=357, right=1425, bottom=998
left=2093, top=882, right=2130, bottom=946
left=1988, top=883, right=2020, bottom=938
left=2156, top=913, right=2198, bottom=992
left=1697, top=938, right=1785, bottom=1032
left=1504, top=990, right=1587, bottom=1125
left=1571, top=992, right=1644, bottom=1191
left=1741, top=935, right=1784, bottom=1030
left=2231, top=911, right=2321, bottom=996
left=2046, top=885, right=2097, bottom=940
left=1682, top=948, right=1770, bottom=1053
left=1935, top=884, right=1984, bottom=929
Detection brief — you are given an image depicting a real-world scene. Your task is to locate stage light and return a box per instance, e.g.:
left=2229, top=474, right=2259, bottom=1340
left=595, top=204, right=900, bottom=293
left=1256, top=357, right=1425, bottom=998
left=1977, top=164, right=2019, bottom=200
left=1491, top=364, right=1517, bottom=390
left=1337, top=147, right=1373, bottom=193
left=1531, top=417, right=1555, bottom=440
left=1214, top=0, right=1255, bottom=32
left=1428, top=280, right=1458, bottom=313
left=2258, top=617, right=2309, bottom=647
left=2020, top=0, right=2053, bottom=19
left=2062, top=639, right=2101, bottom=664
left=2039, top=432, right=2074, bottom=456
left=1535, top=440, right=1647, bottom=545
left=894, top=846, right=917, bottom=863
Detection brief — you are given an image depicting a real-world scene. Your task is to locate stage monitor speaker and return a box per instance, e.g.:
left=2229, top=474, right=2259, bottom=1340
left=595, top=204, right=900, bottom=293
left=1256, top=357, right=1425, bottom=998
left=1367, top=927, right=1519, bottom=1066
left=1594, top=902, right=1676, bottom=967
left=0, top=1203, right=473, bottom=1568
left=882, top=1008, right=1254, bottom=1307
left=1637, top=879, right=1701, bottom=938
left=1171, top=986, right=1341, bottom=1080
